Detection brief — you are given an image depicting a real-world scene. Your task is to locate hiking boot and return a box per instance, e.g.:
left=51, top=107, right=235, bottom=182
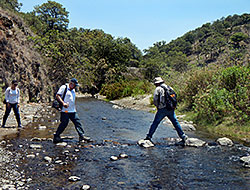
left=176, top=135, right=188, bottom=146
left=79, top=135, right=92, bottom=143
left=1, top=125, right=6, bottom=128
left=182, top=135, right=188, bottom=142
left=53, top=134, right=62, bottom=144
left=144, top=136, right=154, bottom=144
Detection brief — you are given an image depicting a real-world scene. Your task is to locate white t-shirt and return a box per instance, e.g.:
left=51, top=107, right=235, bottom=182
left=5, top=87, right=20, bottom=104
left=57, top=84, right=76, bottom=113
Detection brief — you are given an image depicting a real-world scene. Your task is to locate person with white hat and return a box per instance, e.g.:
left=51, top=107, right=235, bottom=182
left=145, top=77, right=188, bottom=145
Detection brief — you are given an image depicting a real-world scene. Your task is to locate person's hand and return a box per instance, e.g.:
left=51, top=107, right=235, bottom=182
left=17, top=104, right=20, bottom=108
left=63, top=102, right=69, bottom=108
left=7, top=103, right=11, bottom=108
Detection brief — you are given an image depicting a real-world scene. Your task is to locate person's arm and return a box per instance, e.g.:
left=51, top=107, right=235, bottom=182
left=56, top=94, right=69, bottom=108
left=153, top=88, right=160, bottom=107
left=17, top=88, right=20, bottom=104
left=5, top=88, right=11, bottom=107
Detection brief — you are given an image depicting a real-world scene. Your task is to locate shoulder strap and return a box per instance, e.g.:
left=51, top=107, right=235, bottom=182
left=62, top=85, right=67, bottom=101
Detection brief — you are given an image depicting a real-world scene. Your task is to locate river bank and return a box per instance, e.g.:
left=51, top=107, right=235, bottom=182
left=0, top=103, right=54, bottom=140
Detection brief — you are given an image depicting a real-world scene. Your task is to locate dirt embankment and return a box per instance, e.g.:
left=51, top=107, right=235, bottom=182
left=0, top=8, right=52, bottom=102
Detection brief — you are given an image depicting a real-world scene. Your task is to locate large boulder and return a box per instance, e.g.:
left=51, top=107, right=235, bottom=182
left=216, top=137, right=234, bottom=146
left=185, top=138, right=206, bottom=147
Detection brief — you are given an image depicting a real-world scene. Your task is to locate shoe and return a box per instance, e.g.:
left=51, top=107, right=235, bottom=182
left=79, top=135, right=92, bottom=142
left=176, top=135, right=188, bottom=146
left=182, top=135, right=188, bottom=142
left=144, top=136, right=153, bottom=143
left=53, top=134, right=62, bottom=143
left=18, top=125, right=23, bottom=129
left=1, top=125, right=6, bottom=128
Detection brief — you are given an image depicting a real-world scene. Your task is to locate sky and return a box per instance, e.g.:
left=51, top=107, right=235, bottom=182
left=19, top=0, right=250, bottom=51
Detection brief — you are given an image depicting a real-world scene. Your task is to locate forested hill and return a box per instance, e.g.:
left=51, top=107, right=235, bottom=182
left=142, top=14, right=250, bottom=79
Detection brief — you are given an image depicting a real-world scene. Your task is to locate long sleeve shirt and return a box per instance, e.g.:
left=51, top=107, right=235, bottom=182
left=153, top=83, right=174, bottom=109
left=5, top=87, right=20, bottom=104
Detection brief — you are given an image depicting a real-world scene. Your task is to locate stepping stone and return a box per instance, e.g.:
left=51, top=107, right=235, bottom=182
left=185, top=138, right=206, bottom=147
left=216, top=137, right=234, bottom=146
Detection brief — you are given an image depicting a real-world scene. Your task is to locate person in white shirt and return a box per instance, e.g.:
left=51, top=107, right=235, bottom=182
left=53, top=78, right=91, bottom=143
left=1, top=80, right=22, bottom=128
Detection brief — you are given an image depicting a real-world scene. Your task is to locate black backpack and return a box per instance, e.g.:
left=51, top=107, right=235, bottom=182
left=161, top=85, right=177, bottom=110
left=52, top=85, right=67, bottom=111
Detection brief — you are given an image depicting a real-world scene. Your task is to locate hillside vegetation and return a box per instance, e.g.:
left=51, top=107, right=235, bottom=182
left=0, top=1, right=249, bottom=142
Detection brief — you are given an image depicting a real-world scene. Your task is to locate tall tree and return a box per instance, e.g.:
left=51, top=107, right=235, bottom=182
left=34, top=1, right=69, bottom=32
left=0, top=0, right=22, bottom=11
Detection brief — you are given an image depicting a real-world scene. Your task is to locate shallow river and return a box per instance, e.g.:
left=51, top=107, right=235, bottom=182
left=3, top=98, right=250, bottom=189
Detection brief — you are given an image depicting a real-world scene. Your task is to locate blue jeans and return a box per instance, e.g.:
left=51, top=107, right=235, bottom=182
left=2, top=103, right=21, bottom=127
left=55, top=112, right=84, bottom=137
left=147, top=107, right=186, bottom=140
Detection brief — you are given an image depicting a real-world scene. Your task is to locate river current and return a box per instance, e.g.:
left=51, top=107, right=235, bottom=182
left=2, top=98, right=250, bottom=189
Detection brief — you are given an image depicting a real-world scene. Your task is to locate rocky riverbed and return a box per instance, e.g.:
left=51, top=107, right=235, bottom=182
left=0, top=98, right=249, bottom=189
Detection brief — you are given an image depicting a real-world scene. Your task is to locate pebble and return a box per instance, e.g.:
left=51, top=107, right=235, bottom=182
left=110, top=156, right=119, bottom=161
left=119, top=153, right=128, bottom=158
left=68, top=176, right=81, bottom=182
left=56, top=142, right=67, bottom=147
left=81, top=184, right=91, bottom=190
left=29, top=144, right=43, bottom=149
left=44, top=156, right=52, bottom=163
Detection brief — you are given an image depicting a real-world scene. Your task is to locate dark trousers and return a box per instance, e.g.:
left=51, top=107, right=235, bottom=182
left=55, top=112, right=84, bottom=137
left=2, top=103, right=21, bottom=127
left=147, top=107, right=185, bottom=140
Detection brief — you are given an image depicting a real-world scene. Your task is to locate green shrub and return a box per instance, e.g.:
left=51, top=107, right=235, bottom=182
left=180, top=68, right=217, bottom=108
left=193, top=66, right=250, bottom=123
left=100, top=80, right=153, bottom=100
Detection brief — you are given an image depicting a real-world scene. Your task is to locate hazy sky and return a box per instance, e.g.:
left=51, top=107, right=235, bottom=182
left=19, top=0, right=250, bottom=50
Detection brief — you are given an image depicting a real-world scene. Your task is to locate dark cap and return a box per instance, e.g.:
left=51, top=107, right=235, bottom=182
left=12, top=80, right=18, bottom=85
left=70, top=78, right=79, bottom=86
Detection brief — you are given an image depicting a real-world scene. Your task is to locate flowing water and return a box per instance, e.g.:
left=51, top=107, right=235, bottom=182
left=2, top=98, right=250, bottom=189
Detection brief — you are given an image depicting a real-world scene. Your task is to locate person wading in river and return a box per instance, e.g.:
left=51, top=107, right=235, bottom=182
left=53, top=78, right=91, bottom=143
left=145, top=77, right=188, bottom=145
left=1, top=80, right=22, bottom=128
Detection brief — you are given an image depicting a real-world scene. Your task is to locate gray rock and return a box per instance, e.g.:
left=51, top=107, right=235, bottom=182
left=68, top=176, right=81, bottom=182
left=110, top=156, right=119, bottom=161
left=180, top=123, right=196, bottom=131
left=29, top=144, right=43, bottom=149
left=2, top=184, right=15, bottom=190
left=30, top=137, right=41, bottom=141
left=56, top=142, right=67, bottom=147
left=44, top=156, right=52, bottom=163
left=119, top=153, right=128, bottom=158
left=240, top=155, right=250, bottom=168
left=38, top=125, right=47, bottom=130
left=81, top=184, right=91, bottom=190
left=137, top=139, right=154, bottom=148
left=185, top=138, right=206, bottom=147
left=216, top=137, right=234, bottom=146
left=26, top=154, right=35, bottom=159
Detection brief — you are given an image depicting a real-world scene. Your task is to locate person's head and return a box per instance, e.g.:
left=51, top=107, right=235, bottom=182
left=153, top=77, right=164, bottom=86
left=69, top=78, right=79, bottom=90
left=11, top=80, right=18, bottom=89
